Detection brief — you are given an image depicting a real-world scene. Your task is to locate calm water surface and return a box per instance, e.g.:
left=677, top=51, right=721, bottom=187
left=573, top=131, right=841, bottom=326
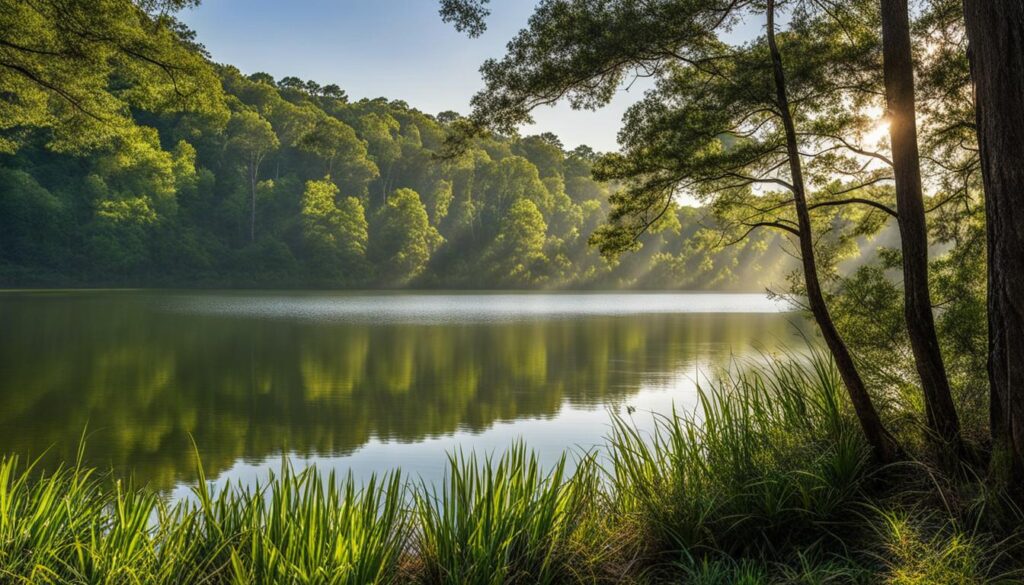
left=0, top=291, right=805, bottom=494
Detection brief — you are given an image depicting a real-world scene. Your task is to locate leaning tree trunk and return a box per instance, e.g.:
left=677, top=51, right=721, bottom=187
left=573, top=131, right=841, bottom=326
left=962, top=0, right=1024, bottom=483
left=879, top=0, right=964, bottom=453
left=767, top=0, right=901, bottom=463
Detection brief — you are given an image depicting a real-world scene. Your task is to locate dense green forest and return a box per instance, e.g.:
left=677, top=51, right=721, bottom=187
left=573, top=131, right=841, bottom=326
left=0, top=25, right=793, bottom=289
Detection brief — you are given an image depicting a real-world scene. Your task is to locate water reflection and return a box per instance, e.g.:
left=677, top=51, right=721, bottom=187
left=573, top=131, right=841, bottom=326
left=0, top=292, right=804, bottom=490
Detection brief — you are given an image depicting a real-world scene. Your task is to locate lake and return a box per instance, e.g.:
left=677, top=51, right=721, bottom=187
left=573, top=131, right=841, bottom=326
left=0, top=291, right=805, bottom=495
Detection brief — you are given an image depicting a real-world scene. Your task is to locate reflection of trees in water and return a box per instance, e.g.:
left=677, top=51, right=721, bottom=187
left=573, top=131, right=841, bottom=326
left=0, top=294, right=805, bottom=489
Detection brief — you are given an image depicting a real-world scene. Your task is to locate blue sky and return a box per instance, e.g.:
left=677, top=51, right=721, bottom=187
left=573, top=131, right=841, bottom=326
left=182, top=1, right=762, bottom=152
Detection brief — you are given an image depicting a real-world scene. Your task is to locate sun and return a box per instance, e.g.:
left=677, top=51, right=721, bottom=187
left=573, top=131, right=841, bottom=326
left=862, top=106, right=891, bottom=146
left=865, top=119, right=891, bottom=146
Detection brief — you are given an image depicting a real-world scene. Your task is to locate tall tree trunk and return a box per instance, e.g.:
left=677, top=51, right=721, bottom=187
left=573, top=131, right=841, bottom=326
left=879, top=0, right=963, bottom=452
left=767, top=0, right=901, bottom=463
left=250, top=152, right=264, bottom=243
left=962, top=0, right=1024, bottom=482
left=250, top=154, right=257, bottom=243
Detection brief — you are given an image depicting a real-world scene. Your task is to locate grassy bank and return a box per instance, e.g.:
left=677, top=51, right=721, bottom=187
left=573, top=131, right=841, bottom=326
left=1, top=352, right=1021, bottom=584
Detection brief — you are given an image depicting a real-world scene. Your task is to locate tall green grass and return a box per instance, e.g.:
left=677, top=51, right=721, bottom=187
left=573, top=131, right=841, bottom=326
left=412, top=444, right=587, bottom=584
left=0, top=349, right=1020, bottom=584
left=0, top=454, right=408, bottom=584
left=607, top=348, right=870, bottom=562
left=0, top=452, right=163, bottom=584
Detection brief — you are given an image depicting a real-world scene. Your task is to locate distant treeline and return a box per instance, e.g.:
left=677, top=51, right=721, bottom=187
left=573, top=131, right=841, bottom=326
left=0, top=53, right=793, bottom=289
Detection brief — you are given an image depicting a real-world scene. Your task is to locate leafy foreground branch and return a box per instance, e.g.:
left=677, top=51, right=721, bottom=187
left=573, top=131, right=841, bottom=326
left=1, top=352, right=1021, bottom=584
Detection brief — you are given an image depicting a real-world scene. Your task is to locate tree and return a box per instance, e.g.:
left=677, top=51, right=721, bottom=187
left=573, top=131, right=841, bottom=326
left=450, top=0, right=902, bottom=461
left=0, top=170, right=66, bottom=268
left=227, top=110, right=279, bottom=242
left=359, top=113, right=403, bottom=206
left=370, top=188, right=443, bottom=284
left=300, top=177, right=368, bottom=280
left=320, top=84, right=347, bottom=101
left=336, top=196, right=370, bottom=267
left=277, top=76, right=306, bottom=92
left=489, top=198, right=548, bottom=284
left=298, top=115, right=373, bottom=177
left=879, top=0, right=963, bottom=453
left=422, top=180, right=454, bottom=225
left=0, top=0, right=222, bottom=153
left=87, top=194, right=158, bottom=276
left=961, top=0, right=1024, bottom=483
left=439, top=0, right=490, bottom=37
left=436, top=110, right=462, bottom=125
left=248, top=72, right=276, bottom=86
left=477, top=156, right=553, bottom=237
left=513, top=134, right=564, bottom=178
left=765, top=0, right=899, bottom=462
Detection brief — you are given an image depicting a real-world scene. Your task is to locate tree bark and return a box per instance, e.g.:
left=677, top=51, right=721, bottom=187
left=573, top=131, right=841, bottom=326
left=767, top=0, right=901, bottom=463
left=962, top=0, right=1024, bottom=482
left=879, top=0, right=963, bottom=452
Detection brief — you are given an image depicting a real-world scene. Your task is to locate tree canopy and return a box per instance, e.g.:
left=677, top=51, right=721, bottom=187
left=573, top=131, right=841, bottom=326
left=0, top=29, right=795, bottom=289
left=0, top=0, right=222, bottom=153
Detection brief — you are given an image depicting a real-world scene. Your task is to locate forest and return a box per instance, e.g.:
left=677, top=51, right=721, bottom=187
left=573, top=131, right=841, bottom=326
left=0, top=15, right=792, bottom=289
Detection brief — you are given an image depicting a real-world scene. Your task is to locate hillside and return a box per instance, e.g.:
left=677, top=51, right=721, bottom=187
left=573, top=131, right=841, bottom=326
left=0, top=34, right=794, bottom=290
